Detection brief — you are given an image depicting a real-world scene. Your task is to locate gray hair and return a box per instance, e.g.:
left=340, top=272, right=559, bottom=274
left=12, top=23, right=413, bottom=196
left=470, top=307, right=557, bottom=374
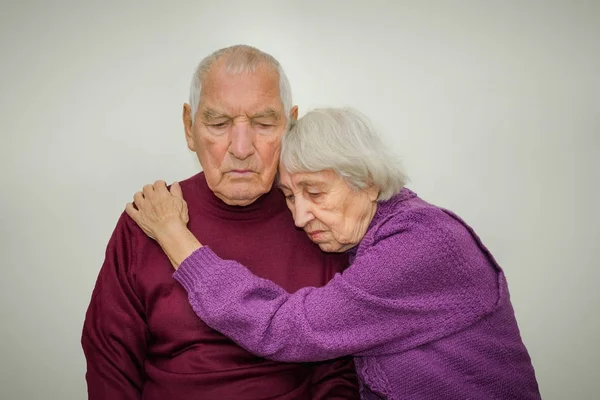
left=281, top=108, right=406, bottom=201
left=189, top=45, right=293, bottom=122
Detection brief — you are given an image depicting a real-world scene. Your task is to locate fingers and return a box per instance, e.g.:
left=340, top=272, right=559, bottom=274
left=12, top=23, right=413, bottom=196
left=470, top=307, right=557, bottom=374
left=182, top=206, right=190, bottom=224
left=125, top=202, right=138, bottom=220
left=170, top=181, right=183, bottom=198
left=133, top=180, right=169, bottom=211
left=154, top=180, right=168, bottom=194
left=133, top=191, right=145, bottom=208
left=143, top=184, right=155, bottom=198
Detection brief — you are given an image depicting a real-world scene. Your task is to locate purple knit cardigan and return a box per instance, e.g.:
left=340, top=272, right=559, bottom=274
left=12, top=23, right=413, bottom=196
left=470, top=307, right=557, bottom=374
left=174, top=188, right=540, bottom=399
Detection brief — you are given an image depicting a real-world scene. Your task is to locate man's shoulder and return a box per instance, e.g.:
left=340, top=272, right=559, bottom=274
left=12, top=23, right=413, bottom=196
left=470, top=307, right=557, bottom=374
left=108, top=172, right=204, bottom=241
left=178, top=171, right=205, bottom=192
left=111, top=210, right=146, bottom=244
left=179, top=171, right=205, bottom=185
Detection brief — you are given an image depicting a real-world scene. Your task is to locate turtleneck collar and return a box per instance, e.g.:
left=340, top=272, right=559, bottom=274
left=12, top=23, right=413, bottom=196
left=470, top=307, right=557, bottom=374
left=186, top=172, right=287, bottom=221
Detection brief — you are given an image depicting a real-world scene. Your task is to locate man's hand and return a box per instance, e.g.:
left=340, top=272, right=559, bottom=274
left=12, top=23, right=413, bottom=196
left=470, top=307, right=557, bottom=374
left=126, top=180, right=189, bottom=241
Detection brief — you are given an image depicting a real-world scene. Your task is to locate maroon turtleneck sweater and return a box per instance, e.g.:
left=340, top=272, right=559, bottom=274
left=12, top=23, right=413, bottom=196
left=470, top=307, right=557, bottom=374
left=82, top=172, right=359, bottom=399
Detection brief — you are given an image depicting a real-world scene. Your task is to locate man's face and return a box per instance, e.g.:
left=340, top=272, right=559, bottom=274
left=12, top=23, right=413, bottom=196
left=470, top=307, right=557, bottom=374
left=183, top=61, right=297, bottom=206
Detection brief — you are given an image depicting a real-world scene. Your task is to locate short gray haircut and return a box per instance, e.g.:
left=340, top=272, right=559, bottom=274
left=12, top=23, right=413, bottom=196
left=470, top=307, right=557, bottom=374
left=281, top=108, right=406, bottom=201
left=189, top=45, right=293, bottom=123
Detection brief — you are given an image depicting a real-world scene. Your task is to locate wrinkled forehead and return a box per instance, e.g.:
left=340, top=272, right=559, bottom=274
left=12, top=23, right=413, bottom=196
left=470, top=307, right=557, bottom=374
left=199, top=62, right=284, bottom=116
left=277, top=167, right=333, bottom=190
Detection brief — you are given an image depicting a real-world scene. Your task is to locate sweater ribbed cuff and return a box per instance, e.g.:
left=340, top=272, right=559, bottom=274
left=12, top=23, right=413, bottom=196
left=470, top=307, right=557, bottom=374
left=173, top=246, right=221, bottom=294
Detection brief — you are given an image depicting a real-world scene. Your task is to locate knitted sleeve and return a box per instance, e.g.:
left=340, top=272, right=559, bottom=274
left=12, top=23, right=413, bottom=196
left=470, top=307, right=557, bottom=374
left=173, top=209, right=499, bottom=362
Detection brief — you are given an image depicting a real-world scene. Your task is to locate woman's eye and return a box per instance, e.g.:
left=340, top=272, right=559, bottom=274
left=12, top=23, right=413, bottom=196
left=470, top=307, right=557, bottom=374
left=255, top=123, right=272, bottom=129
left=307, top=192, right=322, bottom=198
left=285, top=194, right=295, bottom=203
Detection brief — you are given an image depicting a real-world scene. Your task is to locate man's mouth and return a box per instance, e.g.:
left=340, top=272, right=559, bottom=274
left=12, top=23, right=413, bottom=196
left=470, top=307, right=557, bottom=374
left=229, top=169, right=254, bottom=176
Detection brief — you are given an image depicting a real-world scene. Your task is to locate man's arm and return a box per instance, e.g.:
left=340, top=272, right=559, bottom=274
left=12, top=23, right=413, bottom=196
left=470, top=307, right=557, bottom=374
left=311, top=358, right=360, bottom=399
left=82, top=214, right=148, bottom=399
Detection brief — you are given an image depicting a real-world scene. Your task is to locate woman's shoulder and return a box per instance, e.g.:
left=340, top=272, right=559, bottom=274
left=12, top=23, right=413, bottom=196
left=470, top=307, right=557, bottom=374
left=350, top=189, right=500, bottom=302
left=366, top=189, right=456, bottom=242
left=355, top=188, right=491, bottom=266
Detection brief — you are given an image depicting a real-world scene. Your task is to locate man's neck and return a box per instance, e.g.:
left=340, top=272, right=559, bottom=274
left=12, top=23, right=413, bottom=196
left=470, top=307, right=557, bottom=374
left=214, top=193, right=264, bottom=207
left=181, top=172, right=286, bottom=222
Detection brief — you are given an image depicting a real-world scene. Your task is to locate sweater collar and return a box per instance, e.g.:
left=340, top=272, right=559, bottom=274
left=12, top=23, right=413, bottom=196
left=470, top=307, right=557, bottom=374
left=346, top=187, right=417, bottom=260
left=372, top=187, right=417, bottom=223
left=188, top=172, right=287, bottom=221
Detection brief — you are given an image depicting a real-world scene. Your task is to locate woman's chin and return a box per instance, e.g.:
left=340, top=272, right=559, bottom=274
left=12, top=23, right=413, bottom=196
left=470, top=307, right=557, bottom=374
left=306, top=233, right=345, bottom=253
left=316, top=242, right=343, bottom=253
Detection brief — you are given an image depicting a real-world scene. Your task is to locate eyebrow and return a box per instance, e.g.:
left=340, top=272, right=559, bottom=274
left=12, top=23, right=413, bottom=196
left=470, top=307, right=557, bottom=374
left=297, top=180, right=327, bottom=189
left=277, top=180, right=327, bottom=190
left=202, top=108, right=230, bottom=121
left=249, top=108, right=281, bottom=120
left=202, top=107, right=281, bottom=121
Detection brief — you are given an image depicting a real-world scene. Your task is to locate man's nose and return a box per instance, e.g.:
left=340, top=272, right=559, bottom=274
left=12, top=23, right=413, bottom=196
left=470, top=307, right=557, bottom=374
left=229, top=122, right=255, bottom=160
left=293, top=197, right=314, bottom=228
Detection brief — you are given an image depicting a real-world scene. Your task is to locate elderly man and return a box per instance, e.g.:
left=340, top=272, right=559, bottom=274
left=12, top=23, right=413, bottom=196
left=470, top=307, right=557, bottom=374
left=81, top=45, right=359, bottom=399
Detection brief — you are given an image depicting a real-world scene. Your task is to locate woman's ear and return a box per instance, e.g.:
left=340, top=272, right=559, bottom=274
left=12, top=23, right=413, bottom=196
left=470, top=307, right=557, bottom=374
left=367, top=184, right=380, bottom=202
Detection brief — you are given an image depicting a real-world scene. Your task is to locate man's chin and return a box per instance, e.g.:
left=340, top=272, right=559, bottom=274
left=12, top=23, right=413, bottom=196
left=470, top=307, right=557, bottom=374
left=215, top=186, right=268, bottom=206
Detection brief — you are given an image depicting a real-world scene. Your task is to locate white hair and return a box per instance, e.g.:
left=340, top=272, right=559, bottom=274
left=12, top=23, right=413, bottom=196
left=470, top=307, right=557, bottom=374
left=188, top=45, right=292, bottom=123
left=281, top=108, right=407, bottom=201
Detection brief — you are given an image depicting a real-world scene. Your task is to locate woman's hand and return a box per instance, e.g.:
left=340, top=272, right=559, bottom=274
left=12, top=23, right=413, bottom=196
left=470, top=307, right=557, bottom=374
left=126, top=180, right=189, bottom=241
left=126, top=180, right=200, bottom=270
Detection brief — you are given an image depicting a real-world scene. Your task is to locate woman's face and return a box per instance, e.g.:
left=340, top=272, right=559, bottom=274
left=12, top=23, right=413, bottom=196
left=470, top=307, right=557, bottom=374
left=278, top=166, right=379, bottom=252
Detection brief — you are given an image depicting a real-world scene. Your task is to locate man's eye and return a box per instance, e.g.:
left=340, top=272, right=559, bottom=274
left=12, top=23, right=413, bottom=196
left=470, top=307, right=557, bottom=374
left=285, top=194, right=295, bottom=202
left=211, top=122, right=228, bottom=128
left=254, top=122, right=273, bottom=129
left=307, top=192, right=322, bottom=198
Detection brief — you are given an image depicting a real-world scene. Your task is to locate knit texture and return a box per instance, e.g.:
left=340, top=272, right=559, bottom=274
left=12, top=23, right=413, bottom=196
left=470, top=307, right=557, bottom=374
left=174, top=188, right=541, bottom=399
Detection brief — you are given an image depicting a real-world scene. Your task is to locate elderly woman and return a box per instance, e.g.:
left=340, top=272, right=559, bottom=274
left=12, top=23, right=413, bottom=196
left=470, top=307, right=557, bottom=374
left=126, top=108, right=540, bottom=399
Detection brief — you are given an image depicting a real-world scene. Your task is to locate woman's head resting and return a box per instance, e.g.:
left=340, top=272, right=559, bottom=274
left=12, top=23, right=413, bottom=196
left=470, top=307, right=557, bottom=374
left=278, top=108, right=406, bottom=252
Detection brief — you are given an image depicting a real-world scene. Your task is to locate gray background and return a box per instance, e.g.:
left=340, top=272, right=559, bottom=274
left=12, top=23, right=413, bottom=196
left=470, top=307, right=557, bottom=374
left=1, top=1, right=598, bottom=398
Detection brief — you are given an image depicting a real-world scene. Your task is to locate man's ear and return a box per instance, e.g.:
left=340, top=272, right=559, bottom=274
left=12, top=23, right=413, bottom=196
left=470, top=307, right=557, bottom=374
left=182, top=103, right=195, bottom=151
left=289, top=105, right=299, bottom=121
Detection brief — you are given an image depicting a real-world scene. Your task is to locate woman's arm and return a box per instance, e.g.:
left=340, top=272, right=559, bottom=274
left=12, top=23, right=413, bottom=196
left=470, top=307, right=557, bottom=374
left=154, top=223, right=202, bottom=269
left=173, top=212, right=500, bottom=362
left=127, top=181, right=500, bottom=363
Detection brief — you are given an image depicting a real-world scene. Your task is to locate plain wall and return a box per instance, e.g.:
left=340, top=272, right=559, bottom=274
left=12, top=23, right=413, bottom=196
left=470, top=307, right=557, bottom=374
left=1, top=1, right=598, bottom=399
